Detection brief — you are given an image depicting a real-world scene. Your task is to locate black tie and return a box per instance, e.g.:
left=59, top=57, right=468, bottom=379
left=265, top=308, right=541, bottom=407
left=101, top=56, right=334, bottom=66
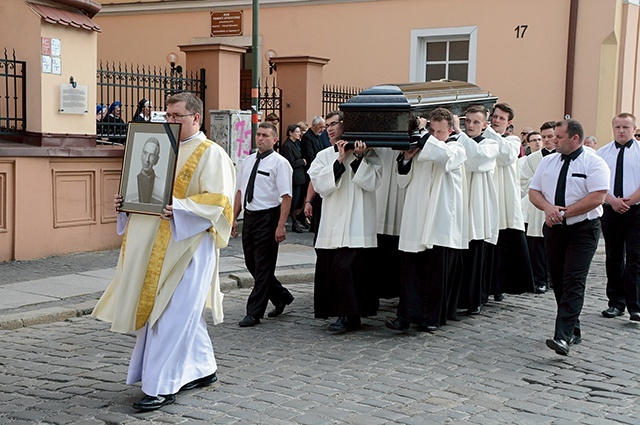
left=244, top=149, right=273, bottom=208
left=613, top=141, right=632, bottom=198
left=554, top=154, right=572, bottom=207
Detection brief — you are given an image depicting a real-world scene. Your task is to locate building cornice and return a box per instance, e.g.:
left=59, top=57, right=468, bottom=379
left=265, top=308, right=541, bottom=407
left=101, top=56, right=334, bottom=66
left=97, top=0, right=378, bottom=16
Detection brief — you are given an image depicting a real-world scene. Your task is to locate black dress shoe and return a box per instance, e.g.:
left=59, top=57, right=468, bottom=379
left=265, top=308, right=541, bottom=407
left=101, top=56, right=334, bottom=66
left=534, top=285, right=547, bottom=294
left=267, top=296, right=294, bottom=318
left=493, top=293, right=504, bottom=302
left=630, top=312, right=640, bottom=322
left=602, top=306, right=625, bottom=318
left=569, top=335, right=582, bottom=345
left=466, top=305, right=482, bottom=315
left=180, top=372, right=218, bottom=392
left=328, top=316, right=360, bottom=334
left=385, top=317, right=409, bottom=331
left=291, top=223, right=304, bottom=233
left=239, top=315, right=260, bottom=327
left=417, top=324, right=439, bottom=332
left=132, top=394, right=176, bottom=411
left=298, top=220, right=310, bottom=230
left=546, top=338, right=570, bottom=356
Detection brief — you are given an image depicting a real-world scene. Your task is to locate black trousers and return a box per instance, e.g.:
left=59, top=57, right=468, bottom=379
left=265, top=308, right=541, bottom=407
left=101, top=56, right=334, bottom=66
left=242, top=206, right=293, bottom=318
left=544, top=219, right=600, bottom=342
left=527, top=234, right=549, bottom=289
left=456, top=240, right=494, bottom=310
left=398, top=246, right=461, bottom=326
left=314, top=247, right=378, bottom=319
left=601, top=205, right=640, bottom=313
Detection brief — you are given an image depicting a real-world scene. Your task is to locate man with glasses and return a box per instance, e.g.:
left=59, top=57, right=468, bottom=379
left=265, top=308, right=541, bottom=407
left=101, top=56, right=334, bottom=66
left=94, top=92, right=236, bottom=411
left=597, top=113, right=640, bottom=323
left=309, top=111, right=383, bottom=334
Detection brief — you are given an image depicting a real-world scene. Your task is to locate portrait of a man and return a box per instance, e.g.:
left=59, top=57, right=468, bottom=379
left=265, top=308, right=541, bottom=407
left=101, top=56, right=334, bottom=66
left=136, top=137, right=163, bottom=204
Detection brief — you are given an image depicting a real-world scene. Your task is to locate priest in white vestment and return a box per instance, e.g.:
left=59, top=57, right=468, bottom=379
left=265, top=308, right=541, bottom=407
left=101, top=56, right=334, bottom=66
left=386, top=108, right=467, bottom=332
left=309, top=111, right=383, bottom=334
left=93, top=93, right=236, bottom=412
left=450, top=107, right=500, bottom=316
left=482, top=103, right=534, bottom=301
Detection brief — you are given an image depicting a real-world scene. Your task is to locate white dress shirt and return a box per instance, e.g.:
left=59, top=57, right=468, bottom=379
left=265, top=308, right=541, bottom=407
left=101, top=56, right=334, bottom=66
left=236, top=151, right=292, bottom=211
left=597, top=139, right=640, bottom=203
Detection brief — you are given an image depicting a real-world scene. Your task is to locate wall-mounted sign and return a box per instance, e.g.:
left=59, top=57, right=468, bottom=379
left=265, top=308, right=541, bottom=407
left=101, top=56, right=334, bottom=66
left=42, top=55, right=52, bottom=73
left=210, top=11, right=243, bottom=36
left=41, top=37, right=51, bottom=55
left=51, top=57, right=62, bottom=75
left=51, top=38, right=61, bottom=57
left=59, top=83, right=88, bottom=114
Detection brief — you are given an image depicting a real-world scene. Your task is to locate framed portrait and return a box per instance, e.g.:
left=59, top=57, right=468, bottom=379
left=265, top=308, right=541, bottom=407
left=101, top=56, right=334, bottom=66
left=118, top=122, right=181, bottom=215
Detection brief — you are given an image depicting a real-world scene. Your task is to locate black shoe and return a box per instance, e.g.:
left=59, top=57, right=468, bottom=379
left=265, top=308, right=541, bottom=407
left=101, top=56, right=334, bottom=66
left=630, top=312, right=640, bottom=322
left=385, top=317, right=409, bottom=331
left=328, top=316, right=360, bottom=334
left=546, top=338, right=570, bottom=356
left=417, top=324, right=439, bottom=332
left=239, top=315, right=260, bottom=327
left=602, top=306, right=625, bottom=318
left=133, top=394, right=176, bottom=411
left=493, top=293, right=504, bottom=302
left=180, top=373, right=218, bottom=392
left=291, top=223, right=304, bottom=233
left=466, top=305, right=482, bottom=315
left=267, top=296, right=294, bottom=318
left=534, top=285, right=547, bottom=294
left=569, top=335, right=582, bottom=346
left=298, top=220, right=310, bottom=230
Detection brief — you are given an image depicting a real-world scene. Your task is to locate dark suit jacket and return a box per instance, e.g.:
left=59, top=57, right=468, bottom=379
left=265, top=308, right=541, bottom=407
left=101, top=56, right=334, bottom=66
left=280, top=138, right=306, bottom=185
left=301, top=129, right=323, bottom=172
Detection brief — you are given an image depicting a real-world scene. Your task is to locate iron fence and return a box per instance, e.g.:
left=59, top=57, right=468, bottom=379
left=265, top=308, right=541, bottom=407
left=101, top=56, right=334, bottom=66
left=96, top=62, right=206, bottom=143
left=322, top=84, right=364, bottom=117
left=0, top=49, right=26, bottom=135
left=240, top=77, right=282, bottom=137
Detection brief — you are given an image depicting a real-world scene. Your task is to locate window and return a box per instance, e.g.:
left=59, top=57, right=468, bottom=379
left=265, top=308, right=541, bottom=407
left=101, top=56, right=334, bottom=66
left=410, top=26, right=477, bottom=83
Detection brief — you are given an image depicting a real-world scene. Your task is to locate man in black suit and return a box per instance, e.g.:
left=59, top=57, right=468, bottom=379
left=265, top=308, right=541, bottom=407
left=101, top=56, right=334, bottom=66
left=301, top=116, right=326, bottom=170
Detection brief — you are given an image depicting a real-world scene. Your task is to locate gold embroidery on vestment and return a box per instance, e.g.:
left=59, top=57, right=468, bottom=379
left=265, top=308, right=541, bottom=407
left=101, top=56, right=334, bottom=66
left=135, top=140, right=214, bottom=330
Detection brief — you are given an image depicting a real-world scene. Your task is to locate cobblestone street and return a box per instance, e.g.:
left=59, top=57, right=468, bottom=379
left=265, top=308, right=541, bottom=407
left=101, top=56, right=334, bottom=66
left=1, top=253, right=639, bottom=424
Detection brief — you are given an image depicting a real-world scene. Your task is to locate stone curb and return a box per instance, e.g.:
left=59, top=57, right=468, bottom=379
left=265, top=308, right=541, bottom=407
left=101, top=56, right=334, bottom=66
left=0, top=267, right=316, bottom=330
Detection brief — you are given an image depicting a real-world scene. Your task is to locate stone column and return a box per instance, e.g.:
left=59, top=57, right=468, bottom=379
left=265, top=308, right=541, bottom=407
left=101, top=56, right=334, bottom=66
left=269, top=56, right=330, bottom=128
left=179, top=42, right=247, bottom=135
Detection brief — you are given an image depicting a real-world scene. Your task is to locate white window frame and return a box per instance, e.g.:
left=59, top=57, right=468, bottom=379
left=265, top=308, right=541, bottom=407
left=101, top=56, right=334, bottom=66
left=410, top=26, right=478, bottom=83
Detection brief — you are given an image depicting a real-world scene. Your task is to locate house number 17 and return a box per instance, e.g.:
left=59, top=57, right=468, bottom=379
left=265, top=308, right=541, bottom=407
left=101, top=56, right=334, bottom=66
left=515, top=25, right=528, bottom=38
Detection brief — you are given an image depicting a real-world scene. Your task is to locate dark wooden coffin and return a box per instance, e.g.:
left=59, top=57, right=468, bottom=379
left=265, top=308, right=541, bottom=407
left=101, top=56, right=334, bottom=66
left=340, top=80, right=498, bottom=149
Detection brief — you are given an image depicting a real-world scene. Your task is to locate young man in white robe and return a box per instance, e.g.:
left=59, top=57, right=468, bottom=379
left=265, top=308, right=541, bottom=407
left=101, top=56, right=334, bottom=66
left=386, top=108, right=468, bottom=332
left=308, top=111, right=383, bottom=334
left=93, top=92, right=236, bottom=411
left=450, top=106, right=500, bottom=317
left=482, top=103, right=535, bottom=304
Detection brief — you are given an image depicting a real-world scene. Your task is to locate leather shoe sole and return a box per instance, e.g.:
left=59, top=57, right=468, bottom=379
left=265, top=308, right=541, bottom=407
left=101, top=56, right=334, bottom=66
left=239, top=315, right=260, bottom=327
left=133, top=394, right=175, bottom=411
left=630, top=312, right=640, bottom=322
left=180, top=372, right=218, bottom=392
left=546, top=338, right=570, bottom=356
left=602, top=306, right=625, bottom=318
left=267, top=296, right=294, bottom=318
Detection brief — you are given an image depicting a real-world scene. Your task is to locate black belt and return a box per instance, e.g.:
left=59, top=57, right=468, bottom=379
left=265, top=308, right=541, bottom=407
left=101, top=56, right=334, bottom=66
left=244, top=205, right=280, bottom=216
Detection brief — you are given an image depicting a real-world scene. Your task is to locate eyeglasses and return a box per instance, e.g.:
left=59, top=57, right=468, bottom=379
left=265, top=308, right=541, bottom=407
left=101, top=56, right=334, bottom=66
left=165, top=113, right=195, bottom=121
left=635, top=134, right=640, bottom=138
left=326, top=121, right=342, bottom=128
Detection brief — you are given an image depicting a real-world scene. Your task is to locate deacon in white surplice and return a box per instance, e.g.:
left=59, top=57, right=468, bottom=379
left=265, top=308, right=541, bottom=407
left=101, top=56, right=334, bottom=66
left=309, top=112, right=383, bottom=334
left=385, top=108, right=468, bottom=333
left=450, top=106, right=500, bottom=317
left=483, top=103, right=534, bottom=302
left=93, top=93, right=236, bottom=412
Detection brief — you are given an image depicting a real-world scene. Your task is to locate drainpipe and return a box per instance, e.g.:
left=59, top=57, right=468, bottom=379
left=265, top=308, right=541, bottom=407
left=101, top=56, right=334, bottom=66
left=565, top=0, right=579, bottom=118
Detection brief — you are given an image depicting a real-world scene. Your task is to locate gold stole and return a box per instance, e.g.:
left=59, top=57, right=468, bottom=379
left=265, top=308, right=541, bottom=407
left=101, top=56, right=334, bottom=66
left=135, top=140, right=214, bottom=330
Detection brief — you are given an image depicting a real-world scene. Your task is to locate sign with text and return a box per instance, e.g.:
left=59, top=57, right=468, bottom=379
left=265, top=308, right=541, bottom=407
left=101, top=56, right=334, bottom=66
left=41, top=37, right=51, bottom=55
left=210, top=11, right=243, bottom=36
left=59, top=83, right=88, bottom=114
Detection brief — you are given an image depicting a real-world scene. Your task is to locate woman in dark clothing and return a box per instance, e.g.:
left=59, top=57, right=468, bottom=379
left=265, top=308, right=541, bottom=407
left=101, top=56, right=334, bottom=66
left=132, top=99, right=152, bottom=122
left=101, top=101, right=126, bottom=144
left=280, top=124, right=307, bottom=233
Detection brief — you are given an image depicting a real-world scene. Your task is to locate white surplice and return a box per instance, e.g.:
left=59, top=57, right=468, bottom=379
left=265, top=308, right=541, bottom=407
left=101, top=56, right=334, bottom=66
left=483, top=126, right=525, bottom=231
left=309, top=146, right=383, bottom=249
left=456, top=133, right=500, bottom=244
left=519, top=150, right=545, bottom=237
left=398, top=135, right=468, bottom=253
left=375, top=148, right=406, bottom=236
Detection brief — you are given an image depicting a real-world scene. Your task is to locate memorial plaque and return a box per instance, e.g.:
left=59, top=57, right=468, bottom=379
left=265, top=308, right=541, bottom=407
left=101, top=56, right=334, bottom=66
left=210, top=11, right=243, bottom=36
left=59, top=83, right=88, bottom=114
